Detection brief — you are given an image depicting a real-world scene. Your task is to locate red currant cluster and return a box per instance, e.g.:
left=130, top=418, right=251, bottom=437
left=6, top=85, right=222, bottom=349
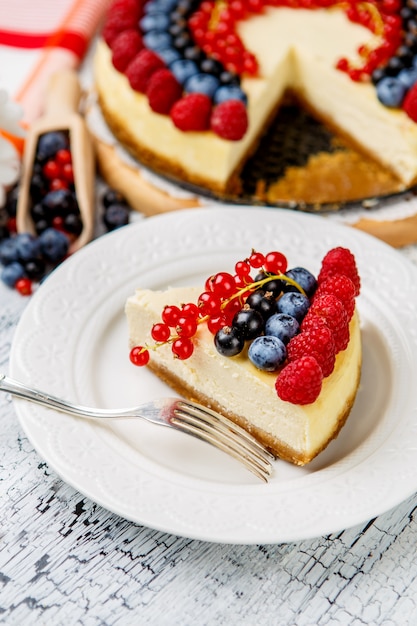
left=336, top=0, right=403, bottom=81
left=41, top=148, right=74, bottom=192
left=129, top=249, right=289, bottom=365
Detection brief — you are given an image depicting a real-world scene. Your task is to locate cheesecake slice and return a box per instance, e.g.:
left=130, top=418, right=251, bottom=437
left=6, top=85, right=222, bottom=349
left=125, top=285, right=362, bottom=465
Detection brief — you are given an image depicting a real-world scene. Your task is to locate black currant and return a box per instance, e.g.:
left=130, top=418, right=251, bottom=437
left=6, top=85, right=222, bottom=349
left=214, top=326, right=245, bottom=357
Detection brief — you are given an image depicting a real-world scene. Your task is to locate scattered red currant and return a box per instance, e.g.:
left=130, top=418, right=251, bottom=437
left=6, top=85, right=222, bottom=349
left=129, top=346, right=150, bottom=366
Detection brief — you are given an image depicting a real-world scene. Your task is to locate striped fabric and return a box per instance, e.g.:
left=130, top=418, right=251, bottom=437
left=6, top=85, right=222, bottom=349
left=0, top=0, right=112, bottom=124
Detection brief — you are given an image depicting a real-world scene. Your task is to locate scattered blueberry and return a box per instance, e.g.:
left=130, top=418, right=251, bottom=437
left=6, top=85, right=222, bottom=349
left=36, top=131, right=69, bottom=162
left=157, top=47, right=182, bottom=65
left=398, top=66, right=417, bottom=89
left=15, top=233, right=41, bottom=262
left=248, top=335, right=287, bottom=372
left=0, top=238, right=20, bottom=265
left=265, top=313, right=300, bottom=345
left=276, top=292, right=310, bottom=322
left=38, top=228, right=69, bottom=263
left=1, top=261, right=26, bottom=288
left=103, top=204, right=130, bottom=231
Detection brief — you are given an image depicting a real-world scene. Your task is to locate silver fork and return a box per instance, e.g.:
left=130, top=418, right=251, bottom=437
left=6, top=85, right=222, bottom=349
left=0, top=374, right=274, bottom=481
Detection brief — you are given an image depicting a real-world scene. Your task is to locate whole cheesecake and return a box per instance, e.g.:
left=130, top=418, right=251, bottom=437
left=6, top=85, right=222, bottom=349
left=94, top=0, right=417, bottom=196
left=125, top=248, right=362, bottom=465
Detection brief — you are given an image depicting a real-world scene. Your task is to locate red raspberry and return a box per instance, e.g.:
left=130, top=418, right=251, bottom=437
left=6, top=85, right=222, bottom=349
left=275, top=356, right=323, bottom=405
left=146, top=69, right=182, bottom=114
left=307, top=293, right=349, bottom=352
left=210, top=100, right=248, bottom=140
left=287, top=324, right=336, bottom=377
left=170, top=94, right=212, bottom=131
left=403, top=82, right=417, bottom=122
left=102, top=2, right=141, bottom=47
left=318, top=247, right=360, bottom=296
left=314, top=273, right=356, bottom=321
left=111, top=29, right=143, bottom=72
left=125, top=49, right=165, bottom=92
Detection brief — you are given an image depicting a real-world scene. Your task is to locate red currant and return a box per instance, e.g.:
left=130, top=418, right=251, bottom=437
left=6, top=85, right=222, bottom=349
left=43, top=160, right=60, bottom=180
left=151, top=323, right=170, bottom=342
left=210, top=272, right=236, bottom=297
left=198, top=291, right=222, bottom=316
left=129, top=346, right=150, bottom=366
left=56, top=148, right=72, bottom=165
left=264, top=251, right=288, bottom=274
left=181, top=302, right=199, bottom=319
left=162, top=304, right=181, bottom=326
left=249, top=251, right=265, bottom=268
left=176, top=316, right=198, bottom=338
left=172, top=337, right=194, bottom=359
left=15, top=277, right=32, bottom=296
left=235, top=260, right=251, bottom=277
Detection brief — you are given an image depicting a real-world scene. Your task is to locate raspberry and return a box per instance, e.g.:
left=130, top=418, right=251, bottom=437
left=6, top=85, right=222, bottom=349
left=210, top=99, right=248, bottom=140
left=287, top=324, right=336, bottom=377
left=170, top=94, right=212, bottom=131
left=111, top=29, right=143, bottom=72
left=146, top=69, right=182, bottom=114
left=403, top=82, right=417, bottom=122
left=314, top=273, right=356, bottom=320
left=318, top=247, right=360, bottom=296
left=125, top=49, right=165, bottom=92
left=275, top=356, right=323, bottom=405
left=307, top=293, right=349, bottom=352
left=102, top=4, right=140, bottom=47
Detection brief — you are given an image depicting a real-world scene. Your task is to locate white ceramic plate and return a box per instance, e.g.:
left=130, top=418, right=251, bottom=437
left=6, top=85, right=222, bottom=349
left=10, top=206, right=417, bottom=544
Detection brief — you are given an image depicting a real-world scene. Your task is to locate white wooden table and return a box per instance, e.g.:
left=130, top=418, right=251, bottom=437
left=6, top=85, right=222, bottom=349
left=1, top=232, right=417, bottom=626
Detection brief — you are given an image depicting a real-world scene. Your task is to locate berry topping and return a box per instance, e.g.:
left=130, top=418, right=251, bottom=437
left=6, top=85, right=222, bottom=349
left=248, top=335, right=287, bottom=372
left=214, top=325, right=245, bottom=356
left=306, top=293, right=349, bottom=353
left=125, top=49, right=165, bottom=93
left=314, top=273, right=356, bottom=321
left=318, top=247, right=361, bottom=295
left=275, top=356, right=323, bottom=405
left=276, top=291, right=310, bottom=322
left=287, top=324, right=336, bottom=377
left=111, top=29, right=144, bottom=72
left=146, top=68, right=183, bottom=114
left=210, top=99, right=248, bottom=140
left=170, top=93, right=212, bottom=131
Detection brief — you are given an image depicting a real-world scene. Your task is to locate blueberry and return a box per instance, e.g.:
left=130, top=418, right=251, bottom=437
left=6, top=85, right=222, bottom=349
left=101, top=188, right=127, bottom=209
left=15, top=233, right=41, bottom=262
left=284, top=267, right=317, bottom=297
left=139, top=13, right=170, bottom=32
left=64, top=212, right=83, bottom=236
left=144, top=0, right=178, bottom=13
left=248, top=336, right=287, bottom=372
left=398, top=66, right=417, bottom=89
left=0, top=238, right=20, bottom=265
left=214, top=326, right=244, bottom=357
left=170, top=59, right=199, bottom=84
left=36, top=131, right=69, bottom=162
left=103, top=204, right=130, bottom=231
left=1, top=261, right=26, bottom=288
left=29, top=172, right=47, bottom=203
left=276, top=292, right=310, bottom=322
left=38, top=228, right=69, bottom=262
left=213, top=85, right=248, bottom=105
left=265, top=313, right=300, bottom=345
left=143, top=31, right=172, bottom=52
left=42, top=189, right=78, bottom=216
left=184, top=73, right=220, bottom=98
left=157, top=47, right=181, bottom=65
left=376, top=76, right=406, bottom=107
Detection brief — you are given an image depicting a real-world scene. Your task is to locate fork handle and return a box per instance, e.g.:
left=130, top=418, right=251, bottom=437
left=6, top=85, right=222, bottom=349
left=0, top=374, right=136, bottom=420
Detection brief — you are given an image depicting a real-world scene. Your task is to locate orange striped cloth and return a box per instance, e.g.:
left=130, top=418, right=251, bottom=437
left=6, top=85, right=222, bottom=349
left=0, top=0, right=112, bottom=126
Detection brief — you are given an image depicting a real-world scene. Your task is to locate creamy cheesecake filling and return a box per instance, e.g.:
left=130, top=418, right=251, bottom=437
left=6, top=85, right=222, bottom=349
left=125, top=286, right=362, bottom=465
left=94, top=6, right=417, bottom=191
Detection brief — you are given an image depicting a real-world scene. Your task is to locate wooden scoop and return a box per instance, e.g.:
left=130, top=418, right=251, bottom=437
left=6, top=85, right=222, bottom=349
left=16, top=69, right=95, bottom=253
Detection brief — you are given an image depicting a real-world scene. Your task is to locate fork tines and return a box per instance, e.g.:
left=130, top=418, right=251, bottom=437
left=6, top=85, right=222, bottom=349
left=171, top=400, right=275, bottom=482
